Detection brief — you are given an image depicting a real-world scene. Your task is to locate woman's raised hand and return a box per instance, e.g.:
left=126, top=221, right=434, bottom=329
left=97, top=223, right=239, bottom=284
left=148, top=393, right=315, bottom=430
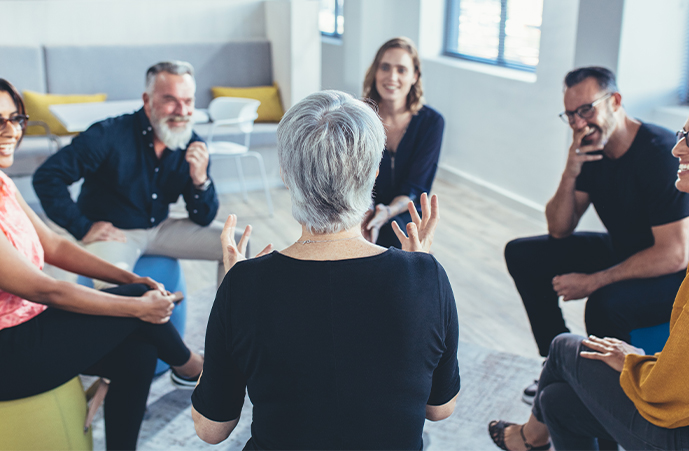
left=137, top=290, right=182, bottom=324
left=221, top=214, right=273, bottom=274
left=391, top=193, right=439, bottom=253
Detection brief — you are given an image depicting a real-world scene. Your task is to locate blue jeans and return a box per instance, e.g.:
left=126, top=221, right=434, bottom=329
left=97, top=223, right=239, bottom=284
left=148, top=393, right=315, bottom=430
left=533, top=333, right=689, bottom=450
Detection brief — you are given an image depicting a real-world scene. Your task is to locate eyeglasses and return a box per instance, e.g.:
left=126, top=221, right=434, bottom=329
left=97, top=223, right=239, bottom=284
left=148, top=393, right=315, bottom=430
left=559, top=93, right=613, bottom=124
left=0, top=115, right=29, bottom=132
left=676, top=129, right=689, bottom=144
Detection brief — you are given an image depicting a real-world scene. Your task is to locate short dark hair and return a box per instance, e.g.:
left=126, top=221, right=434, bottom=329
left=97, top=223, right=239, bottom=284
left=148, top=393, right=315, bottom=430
left=0, top=78, right=27, bottom=143
left=564, top=66, right=618, bottom=93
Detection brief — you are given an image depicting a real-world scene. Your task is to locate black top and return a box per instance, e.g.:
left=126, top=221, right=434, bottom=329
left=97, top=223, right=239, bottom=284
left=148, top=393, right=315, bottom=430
left=576, top=122, right=689, bottom=260
left=192, top=248, right=460, bottom=450
left=373, top=106, right=445, bottom=206
left=32, top=108, right=218, bottom=240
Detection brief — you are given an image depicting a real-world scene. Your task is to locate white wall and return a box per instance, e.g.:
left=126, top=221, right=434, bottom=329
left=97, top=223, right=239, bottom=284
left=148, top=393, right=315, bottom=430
left=321, top=0, right=689, bottom=222
left=0, top=0, right=266, bottom=45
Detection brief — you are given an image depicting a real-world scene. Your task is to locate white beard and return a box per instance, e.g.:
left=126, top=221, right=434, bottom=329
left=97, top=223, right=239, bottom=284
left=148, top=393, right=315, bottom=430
left=150, top=112, right=194, bottom=151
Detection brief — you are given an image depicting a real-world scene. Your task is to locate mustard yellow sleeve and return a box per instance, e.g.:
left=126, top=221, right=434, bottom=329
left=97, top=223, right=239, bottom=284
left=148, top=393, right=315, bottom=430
left=619, top=272, right=689, bottom=428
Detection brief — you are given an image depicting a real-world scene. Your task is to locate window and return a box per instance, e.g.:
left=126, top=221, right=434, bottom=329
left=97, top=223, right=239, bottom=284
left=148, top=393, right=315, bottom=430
left=444, top=0, right=543, bottom=71
left=319, top=0, right=344, bottom=38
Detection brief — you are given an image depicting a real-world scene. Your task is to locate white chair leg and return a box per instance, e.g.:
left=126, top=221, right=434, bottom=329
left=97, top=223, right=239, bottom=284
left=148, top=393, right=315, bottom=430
left=235, top=155, right=249, bottom=203
left=248, top=151, right=274, bottom=217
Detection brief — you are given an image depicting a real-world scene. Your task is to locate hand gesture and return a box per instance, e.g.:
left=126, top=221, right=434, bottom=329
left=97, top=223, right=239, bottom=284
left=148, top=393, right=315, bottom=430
left=564, top=125, right=604, bottom=179
left=130, top=275, right=166, bottom=295
left=186, top=141, right=210, bottom=186
left=82, top=221, right=127, bottom=245
left=221, top=214, right=273, bottom=274
left=137, top=290, right=183, bottom=324
left=580, top=335, right=644, bottom=372
left=391, top=193, right=439, bottom=253
left=552, top=272, right=601, bottom=301
left=362, top=204, right=391, bottom=244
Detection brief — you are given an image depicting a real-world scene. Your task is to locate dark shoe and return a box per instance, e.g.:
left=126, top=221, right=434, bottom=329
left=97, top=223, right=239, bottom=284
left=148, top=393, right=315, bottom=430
left=522, top=380, right=538, bottom=405
left=170, top=369, right=200, bottom=389
left=488, top=420, right=551, bottom=451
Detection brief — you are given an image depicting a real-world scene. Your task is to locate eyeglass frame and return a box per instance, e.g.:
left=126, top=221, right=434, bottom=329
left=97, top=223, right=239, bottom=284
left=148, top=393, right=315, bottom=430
left=559, top=93, right=614, bottom=124
left=676, top=129, right=689, bottom=144
left=0, top=114, right=29, bottom=132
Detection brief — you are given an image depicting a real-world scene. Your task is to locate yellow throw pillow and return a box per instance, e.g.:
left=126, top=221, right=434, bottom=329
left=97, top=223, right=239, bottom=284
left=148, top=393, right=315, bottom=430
left=211, top=83, right=284, bottom=123
left=22, top=91, right=107, bottom=136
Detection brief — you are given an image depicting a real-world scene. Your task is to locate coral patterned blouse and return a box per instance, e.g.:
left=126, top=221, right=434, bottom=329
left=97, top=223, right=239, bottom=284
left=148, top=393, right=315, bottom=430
left=0, top=171, right=46, bottom=331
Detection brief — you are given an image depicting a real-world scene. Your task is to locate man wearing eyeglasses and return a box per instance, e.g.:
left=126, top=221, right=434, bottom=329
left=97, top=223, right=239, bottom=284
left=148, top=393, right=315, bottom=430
left=505, top=66, right=689, bottom=405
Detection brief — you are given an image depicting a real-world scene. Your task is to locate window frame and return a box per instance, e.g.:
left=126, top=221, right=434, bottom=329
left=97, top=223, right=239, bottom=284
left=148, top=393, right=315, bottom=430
left=320, top=0, right=344, bottom=39
left=443, top=0, right=539, bottom=73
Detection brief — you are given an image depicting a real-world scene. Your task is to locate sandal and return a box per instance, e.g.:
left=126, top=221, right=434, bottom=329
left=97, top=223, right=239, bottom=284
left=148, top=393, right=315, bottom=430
left=488, top=420, right=551, bottom=451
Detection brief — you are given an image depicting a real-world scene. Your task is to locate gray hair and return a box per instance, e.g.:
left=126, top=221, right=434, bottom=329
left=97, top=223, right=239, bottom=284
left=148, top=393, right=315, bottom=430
left=145, top=61, right=195, bottom=94
left=277, top=90, right=386, bottom=234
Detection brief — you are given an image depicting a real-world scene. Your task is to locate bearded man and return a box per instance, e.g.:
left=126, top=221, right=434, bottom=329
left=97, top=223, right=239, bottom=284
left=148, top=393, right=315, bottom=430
left=33, top=61, right=230, bottom=288
left=505, top=66, right=689, bottom=404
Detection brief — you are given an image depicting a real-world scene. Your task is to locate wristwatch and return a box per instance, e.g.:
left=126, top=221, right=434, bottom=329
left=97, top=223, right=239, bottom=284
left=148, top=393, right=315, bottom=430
left=194, top=178, right=212, bottom=191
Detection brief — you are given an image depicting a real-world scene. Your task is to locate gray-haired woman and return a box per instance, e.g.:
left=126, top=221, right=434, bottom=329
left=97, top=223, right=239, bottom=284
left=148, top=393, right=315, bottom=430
left=191, top=90, right=460, bottom=450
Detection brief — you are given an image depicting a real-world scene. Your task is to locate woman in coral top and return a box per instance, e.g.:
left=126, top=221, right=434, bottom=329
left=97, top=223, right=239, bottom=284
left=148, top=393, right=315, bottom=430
left=0, top=79, right=203, bottom=451
left=487, top=118, right=689, bottom=450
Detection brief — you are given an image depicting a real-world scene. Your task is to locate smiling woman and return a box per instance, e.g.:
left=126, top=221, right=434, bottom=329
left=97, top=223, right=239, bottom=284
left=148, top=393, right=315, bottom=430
left=0, top=78, right=203, bottom=450
left=361, top=37, right=445, bottom=249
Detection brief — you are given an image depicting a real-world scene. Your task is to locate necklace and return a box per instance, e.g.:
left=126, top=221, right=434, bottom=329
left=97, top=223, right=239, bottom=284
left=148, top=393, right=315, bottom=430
left=295, top=235, right=362, bottom=245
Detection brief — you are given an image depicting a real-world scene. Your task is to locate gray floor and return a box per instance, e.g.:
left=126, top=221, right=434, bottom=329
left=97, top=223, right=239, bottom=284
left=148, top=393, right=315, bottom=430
left=76, top=178, right=588, bottom=450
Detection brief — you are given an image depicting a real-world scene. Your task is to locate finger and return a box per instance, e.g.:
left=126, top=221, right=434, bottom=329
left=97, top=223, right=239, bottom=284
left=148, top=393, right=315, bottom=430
left=419, top=192, right=430, bottom=225
left=160, top=315, right=171, bottom=324
left=237, top=225, right=252, bottom=256
left=409, top=201, right=421, bottom=226
left=255, top=244, right=274, bottom=258
left=579, top=351, right=607, bottom=360
left=170, top=291, right=184, bottom=303
left=429, top=193, right=439, bottom=221
left=406, top=222, right=419, bottom=244
left=371, top=226, right=380, bottom=244
left=222, top=214, right=238, bottom=243
left=391, top=220, right=408, bottom=242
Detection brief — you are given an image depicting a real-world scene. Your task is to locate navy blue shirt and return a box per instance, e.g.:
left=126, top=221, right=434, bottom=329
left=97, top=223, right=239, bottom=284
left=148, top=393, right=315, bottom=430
left=373, top=105, right=445, bottom=207
left=576, top=122, right=689, bottom=260
left=33, top=108, right=218, bottom=240
left=192, top=248, right=460, bottom=450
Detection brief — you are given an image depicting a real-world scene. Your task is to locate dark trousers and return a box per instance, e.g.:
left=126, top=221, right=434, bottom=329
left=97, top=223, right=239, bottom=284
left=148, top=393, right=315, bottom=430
left=505, top=233, right=684, bottom=356
left=533, top=333, right=689, bottom=450
left=0, top=284, right=191, bottom=450
left=376, top=211, right=413, bottom=249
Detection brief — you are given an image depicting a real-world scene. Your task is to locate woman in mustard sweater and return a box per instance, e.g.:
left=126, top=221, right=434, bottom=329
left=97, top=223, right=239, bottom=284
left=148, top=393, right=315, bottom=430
left=488, top=118, right=689, bottom=450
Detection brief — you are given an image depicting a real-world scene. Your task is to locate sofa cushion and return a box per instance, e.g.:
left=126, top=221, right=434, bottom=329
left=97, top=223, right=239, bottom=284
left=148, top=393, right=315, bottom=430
left=23, top=91, right=107, bottom=136
left=0, top=46, right=46, bottom=94
left=44, top=41, right=273, bottom=108
left=211, top=83, right=284, bottom=123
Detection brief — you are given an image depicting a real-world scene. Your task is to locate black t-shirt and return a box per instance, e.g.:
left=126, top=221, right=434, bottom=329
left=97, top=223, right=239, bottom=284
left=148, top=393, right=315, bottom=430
left=576, top=122, right=689, bottom=260
left=192, top=248, right=460, bottom=450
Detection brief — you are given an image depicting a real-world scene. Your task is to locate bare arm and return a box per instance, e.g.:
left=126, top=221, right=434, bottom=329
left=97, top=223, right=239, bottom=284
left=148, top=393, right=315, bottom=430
left=545, top=125, right=603, bottom=238
left=15, top=189, right=163, bottom=291
left=426, top=393, right=458, bottom=421
left=553, top=218, right=689, bottom=301
left=363, top=195, right=413, bottom=244
left=192, top=405, right=239, bottom=445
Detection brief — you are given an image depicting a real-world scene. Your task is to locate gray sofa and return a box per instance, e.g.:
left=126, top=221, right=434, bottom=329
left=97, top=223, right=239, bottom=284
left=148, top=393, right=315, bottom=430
left=0, top=41, right=279, bottom=177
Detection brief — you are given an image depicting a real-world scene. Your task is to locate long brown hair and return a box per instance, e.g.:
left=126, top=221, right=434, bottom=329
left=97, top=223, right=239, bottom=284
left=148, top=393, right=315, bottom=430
left=362, top=37, right=424, bottom=114
left=0, top=78, right=27, bottom=145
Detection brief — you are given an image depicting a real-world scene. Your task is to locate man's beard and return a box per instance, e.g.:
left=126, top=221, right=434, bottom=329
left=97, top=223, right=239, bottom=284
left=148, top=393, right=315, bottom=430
left=150, top=109, right=194, bottom=151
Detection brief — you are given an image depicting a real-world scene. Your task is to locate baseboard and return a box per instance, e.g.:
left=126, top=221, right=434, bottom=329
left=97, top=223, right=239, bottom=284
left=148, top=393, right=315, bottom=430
left=436, top=164, right=545, bottom=222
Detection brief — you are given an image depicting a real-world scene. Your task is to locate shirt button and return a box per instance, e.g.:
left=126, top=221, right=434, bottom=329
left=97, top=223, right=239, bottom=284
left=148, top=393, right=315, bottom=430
left=152, top=193, right=158, bottom=199
left=193, top=209, right=198, bottom=214
left=194, top=194, right=199, bottom=199
left=150, top=217, right=155, bottom=223
left=142, top=130, right=147, bottom=135
left=154, top=167, right=159, bottom=172
left=149, top=143, right=153, bottom=148
left=148, top=126, right=152, bottom=131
